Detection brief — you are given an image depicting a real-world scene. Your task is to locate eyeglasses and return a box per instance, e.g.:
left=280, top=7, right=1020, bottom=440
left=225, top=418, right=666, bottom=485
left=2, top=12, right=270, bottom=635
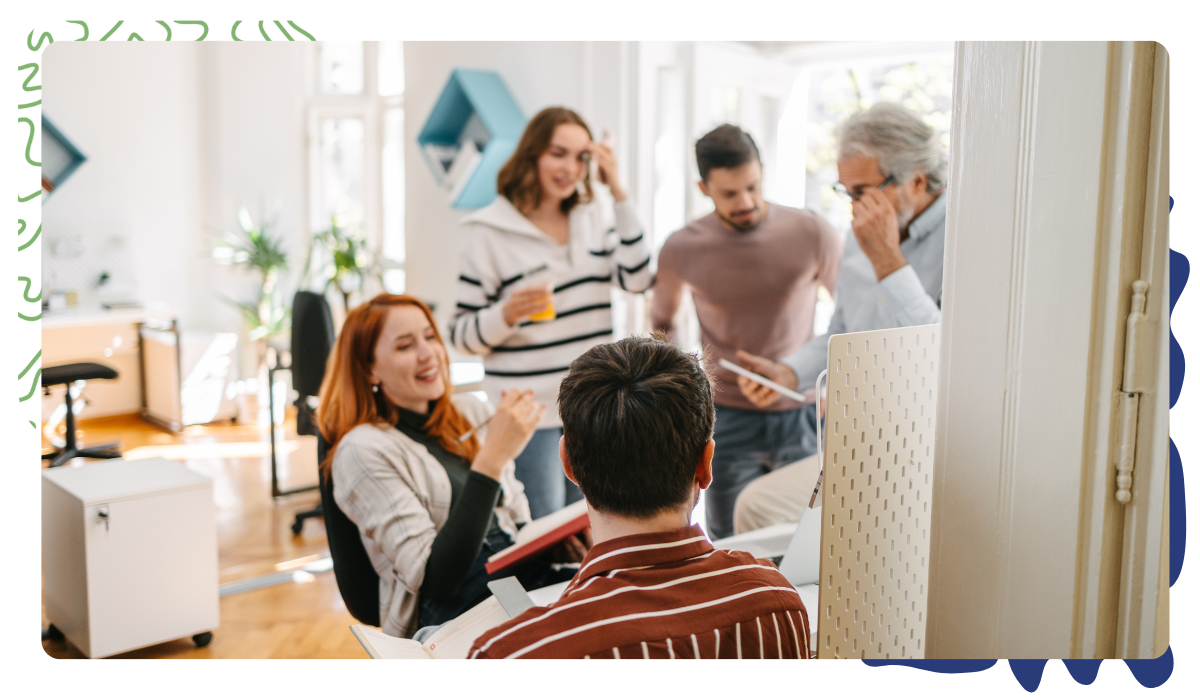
left=831, top=175, right=895, bottom=202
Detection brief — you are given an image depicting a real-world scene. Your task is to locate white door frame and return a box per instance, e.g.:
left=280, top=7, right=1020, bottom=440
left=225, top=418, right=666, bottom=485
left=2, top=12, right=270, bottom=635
left=926, top=41, right=1169, bottom=659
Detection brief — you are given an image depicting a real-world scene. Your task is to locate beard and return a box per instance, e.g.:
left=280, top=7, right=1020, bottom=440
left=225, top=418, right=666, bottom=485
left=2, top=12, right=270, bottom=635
left=717, top=203, right=764, bottom=232
left=895, top=192, right=915, bottom=232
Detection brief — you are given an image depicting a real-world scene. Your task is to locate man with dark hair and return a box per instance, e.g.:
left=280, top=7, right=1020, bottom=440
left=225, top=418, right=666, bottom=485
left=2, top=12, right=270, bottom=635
left=651, top=123, right=841, bottom=540
left=468, top=335, right=812, bottom=659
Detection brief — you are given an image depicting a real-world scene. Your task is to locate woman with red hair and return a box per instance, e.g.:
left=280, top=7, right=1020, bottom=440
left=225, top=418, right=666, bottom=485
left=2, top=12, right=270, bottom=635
left=320, top=294, right=583, bottom=638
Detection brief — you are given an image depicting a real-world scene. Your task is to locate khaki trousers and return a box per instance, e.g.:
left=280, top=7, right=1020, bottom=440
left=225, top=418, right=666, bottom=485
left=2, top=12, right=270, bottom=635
left=732, top=454, right=822, bottom=535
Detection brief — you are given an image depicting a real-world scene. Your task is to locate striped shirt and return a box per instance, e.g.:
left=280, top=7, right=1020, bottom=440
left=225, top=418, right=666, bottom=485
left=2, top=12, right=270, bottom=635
left=468, top=524, right=812, bottom=659
left=451, top=196, right=653, bottom=427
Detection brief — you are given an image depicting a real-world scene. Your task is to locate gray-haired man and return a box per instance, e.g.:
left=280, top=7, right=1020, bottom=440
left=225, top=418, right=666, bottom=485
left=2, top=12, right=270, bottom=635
left=732, top=102, right=947, bottom=533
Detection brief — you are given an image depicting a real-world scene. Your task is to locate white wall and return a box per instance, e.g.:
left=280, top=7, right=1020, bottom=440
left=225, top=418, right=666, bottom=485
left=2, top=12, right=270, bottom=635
left=42, top=42, right=310, bottom=378
left=43, top=42, right=206, bottom=328
left=403, top=42, right=634, bottom=333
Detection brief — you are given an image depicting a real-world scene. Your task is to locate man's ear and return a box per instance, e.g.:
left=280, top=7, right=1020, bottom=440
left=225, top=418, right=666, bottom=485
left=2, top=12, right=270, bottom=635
left=697, top=179, right=710, bottom=198
left=560, top=436, right=578, bottom=486
left=695, top=439, right=715, bottom=490
left=910, top=170, right=929, bottom=196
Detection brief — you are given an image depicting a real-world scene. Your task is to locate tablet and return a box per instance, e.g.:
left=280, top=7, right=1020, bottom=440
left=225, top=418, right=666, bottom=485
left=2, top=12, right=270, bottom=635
left=717, top=358, right=809, bottom=404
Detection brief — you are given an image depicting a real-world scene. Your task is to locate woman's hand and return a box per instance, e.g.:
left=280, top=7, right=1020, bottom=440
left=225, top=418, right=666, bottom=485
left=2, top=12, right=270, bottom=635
left=471, top=389, right=545, bottom=480
left=552, top=528, right=592, bottom=563
left=502, top=284, right=553, bottom=327
left=588, top=141, right=626, bottom=202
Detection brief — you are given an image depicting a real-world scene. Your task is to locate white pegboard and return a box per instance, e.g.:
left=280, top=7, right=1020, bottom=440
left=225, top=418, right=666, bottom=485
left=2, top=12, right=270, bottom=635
left=817, top=324, right=939, bottom=659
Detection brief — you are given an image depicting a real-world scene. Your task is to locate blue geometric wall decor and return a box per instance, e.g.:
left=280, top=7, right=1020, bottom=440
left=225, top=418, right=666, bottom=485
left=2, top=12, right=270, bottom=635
left=417, top=68, right=525, bottom=210
left=41, top=115, right=88, bottom=196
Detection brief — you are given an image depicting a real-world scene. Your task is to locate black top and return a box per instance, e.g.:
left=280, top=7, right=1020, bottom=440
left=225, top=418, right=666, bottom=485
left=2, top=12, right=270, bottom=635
left=394, top=403, right=502, bottom=601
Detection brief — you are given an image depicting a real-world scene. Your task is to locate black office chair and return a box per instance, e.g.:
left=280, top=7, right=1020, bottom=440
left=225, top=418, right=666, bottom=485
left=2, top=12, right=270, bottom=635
left=317, top=432, right=381, bottom=626
left=289, top=291, right=337, bottom=535
left=41, top=362, right=122, bottom=467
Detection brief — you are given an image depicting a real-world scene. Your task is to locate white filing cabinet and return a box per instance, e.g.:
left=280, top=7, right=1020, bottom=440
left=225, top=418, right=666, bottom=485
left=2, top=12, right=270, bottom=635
left=42, top=458, right=219, bottom=658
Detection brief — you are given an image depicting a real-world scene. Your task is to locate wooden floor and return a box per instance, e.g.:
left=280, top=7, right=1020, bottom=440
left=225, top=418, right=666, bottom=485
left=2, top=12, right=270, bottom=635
left=41, top=409, right=369, bottom=659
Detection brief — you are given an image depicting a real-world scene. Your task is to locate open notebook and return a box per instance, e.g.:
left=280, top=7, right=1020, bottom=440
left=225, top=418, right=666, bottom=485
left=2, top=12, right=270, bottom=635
left=485, top=499, right=589, bottom=574
left=350, top=577, right=540, bottom=659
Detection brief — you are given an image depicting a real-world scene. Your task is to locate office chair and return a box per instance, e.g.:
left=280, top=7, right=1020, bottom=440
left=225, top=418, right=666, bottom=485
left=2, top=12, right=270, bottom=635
left=41, top=362, right=122, bottom=467
left=317, top=432, right=381, bottom=626
left=288, top=291, right=337, bottom=535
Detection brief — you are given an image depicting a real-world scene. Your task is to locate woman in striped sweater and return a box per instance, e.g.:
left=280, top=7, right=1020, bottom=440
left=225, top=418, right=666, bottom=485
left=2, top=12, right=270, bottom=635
left=451, top=107, right=653, bottom=519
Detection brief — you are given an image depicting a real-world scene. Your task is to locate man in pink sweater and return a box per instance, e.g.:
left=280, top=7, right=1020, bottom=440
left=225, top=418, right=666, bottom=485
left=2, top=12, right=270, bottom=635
left=651, top=124, right=841, bottom=540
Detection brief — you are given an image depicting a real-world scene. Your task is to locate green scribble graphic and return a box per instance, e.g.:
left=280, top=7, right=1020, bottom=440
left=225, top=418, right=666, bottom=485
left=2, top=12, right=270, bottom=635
left=287, top=21, right=315, bottom=41
left=18, top=224, right=41, bottom=251
left=17, top=61, right=41, bottom=112
left=259, top=21, right=273, bottom=41
left=174, top=21, right=209, bottom=41
left=67, top=20, right=88, bottom=40
left=18, top=311, right=41, bottom=321
left=128, top=33, right=144, bottom=41
left=29, top=421, right=36, bottom=429
left=19, top=274, right=42, bottom=304
left=18, top=189, right=41, bottom=203
left=18, top=350, right=41, bottom=402
left=18, top=117, right=40, bottom=167
left=156, top=20, right=172, bottom=41
left=27, top=30, right=53, bottom=51
left=231, top=20, right=243, bottom=41
left=99, top=20, right=124, bottom=41
left=273, top=21, right=294, bottom=41
left=18, top=219, right=26, bottom=235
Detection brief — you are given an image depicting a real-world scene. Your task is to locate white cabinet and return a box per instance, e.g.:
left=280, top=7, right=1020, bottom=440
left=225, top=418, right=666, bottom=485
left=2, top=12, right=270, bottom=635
left=42, top=458, right=219, bottom=658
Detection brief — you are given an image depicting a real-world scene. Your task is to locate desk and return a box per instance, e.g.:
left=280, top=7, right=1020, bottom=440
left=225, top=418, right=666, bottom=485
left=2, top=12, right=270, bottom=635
left=42, top=306, right=182, bottom=430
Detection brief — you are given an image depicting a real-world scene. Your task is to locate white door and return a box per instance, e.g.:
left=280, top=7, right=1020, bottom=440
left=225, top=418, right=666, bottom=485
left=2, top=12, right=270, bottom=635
left=927, top=41, right=1169, bottom=660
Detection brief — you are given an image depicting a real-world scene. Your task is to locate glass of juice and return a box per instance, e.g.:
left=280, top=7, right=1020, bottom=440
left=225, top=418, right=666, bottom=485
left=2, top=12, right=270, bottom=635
left=523, top=263, right=556, bottom=322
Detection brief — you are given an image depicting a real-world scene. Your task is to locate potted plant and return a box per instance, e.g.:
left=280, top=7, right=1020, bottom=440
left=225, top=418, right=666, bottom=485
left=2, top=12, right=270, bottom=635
left=301, top=217, right=383, bottom=321
left=211, top=206, right=291, bottom=370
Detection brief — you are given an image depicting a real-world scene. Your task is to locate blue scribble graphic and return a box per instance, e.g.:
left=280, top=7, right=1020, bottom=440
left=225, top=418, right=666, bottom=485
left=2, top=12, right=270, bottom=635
left=862, top=659, right=998, bottom=673
left=1125, top=647, right=1174, bottom=689
left=1008, top=660, right=1049, bottom=692
left=1170, top=247, right=1187, bottom=408
left=1063, top=659, right=1102, bottom=684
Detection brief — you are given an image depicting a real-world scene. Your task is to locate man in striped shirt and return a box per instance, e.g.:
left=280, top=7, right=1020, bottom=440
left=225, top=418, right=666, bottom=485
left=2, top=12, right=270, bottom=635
left=469, top=335, right=811, bottom=659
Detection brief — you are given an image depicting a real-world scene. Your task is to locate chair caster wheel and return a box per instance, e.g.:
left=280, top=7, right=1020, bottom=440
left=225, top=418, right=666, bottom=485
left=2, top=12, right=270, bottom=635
left=291, top=520, right=304, bottom=536
left=43, top=624, right=65, bottom=642
left=192, top=632, right=213, bottom=648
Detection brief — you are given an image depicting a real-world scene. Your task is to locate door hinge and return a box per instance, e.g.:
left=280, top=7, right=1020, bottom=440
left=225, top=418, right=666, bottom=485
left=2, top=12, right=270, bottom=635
left=1115, top=280, right=1150, bottom=504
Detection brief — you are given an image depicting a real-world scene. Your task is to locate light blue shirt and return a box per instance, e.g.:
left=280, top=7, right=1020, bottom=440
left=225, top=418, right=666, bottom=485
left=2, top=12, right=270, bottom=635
left=781, top=192, right=946, bottom=388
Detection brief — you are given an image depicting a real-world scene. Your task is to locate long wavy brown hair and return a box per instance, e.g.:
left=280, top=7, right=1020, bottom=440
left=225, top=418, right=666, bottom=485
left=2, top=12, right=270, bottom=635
left=318, top=294, right=481, bottom=478
left=496, top=106, right=594, bottom=215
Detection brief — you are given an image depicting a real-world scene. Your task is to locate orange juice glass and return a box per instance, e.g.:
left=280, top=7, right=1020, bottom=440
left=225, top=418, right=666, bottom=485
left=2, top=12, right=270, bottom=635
left=525, top=265, right=556, bottom=321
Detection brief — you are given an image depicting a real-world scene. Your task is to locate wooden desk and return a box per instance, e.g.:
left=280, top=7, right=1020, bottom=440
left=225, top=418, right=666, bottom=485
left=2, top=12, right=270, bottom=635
left=42, top=306, right=182, bottom=430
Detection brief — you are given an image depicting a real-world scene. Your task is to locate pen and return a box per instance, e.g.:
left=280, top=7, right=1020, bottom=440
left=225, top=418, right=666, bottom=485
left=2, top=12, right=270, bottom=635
left=458, top=415, right=492, bottom=443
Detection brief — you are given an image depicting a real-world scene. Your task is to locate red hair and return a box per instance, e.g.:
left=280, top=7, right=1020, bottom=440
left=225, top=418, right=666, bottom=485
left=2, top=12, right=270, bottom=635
left=318, top=294, right=480, bottom=477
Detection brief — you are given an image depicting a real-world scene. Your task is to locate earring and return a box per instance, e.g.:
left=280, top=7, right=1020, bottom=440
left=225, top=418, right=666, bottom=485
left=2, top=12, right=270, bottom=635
left=371, top=384, right=379, bottom=393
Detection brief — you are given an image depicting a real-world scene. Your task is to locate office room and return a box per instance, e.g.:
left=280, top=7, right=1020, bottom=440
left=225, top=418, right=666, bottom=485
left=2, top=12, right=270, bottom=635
left=30, top=37, right=1176, bottom=670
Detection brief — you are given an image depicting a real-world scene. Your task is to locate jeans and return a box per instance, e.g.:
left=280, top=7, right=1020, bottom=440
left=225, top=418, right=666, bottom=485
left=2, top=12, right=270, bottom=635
left=705, top=404, right=817, bottom=540
left=416, top=530, right=577, bottom=630
left=513, top=427, right=583, bottom=520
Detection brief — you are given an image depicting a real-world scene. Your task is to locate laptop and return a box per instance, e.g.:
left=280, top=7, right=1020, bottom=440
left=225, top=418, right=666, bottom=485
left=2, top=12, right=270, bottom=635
left=775, top=505, right=823, bottom=586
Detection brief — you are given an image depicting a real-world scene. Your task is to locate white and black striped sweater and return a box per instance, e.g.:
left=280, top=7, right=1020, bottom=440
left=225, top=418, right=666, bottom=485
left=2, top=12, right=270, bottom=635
left=450, top=196, right=653, bottom=427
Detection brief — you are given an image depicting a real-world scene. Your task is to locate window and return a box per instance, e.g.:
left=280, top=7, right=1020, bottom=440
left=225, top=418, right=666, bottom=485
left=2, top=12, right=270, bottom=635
left=801, top=56, right=954, bottom=239
left=308, top=41, right=406, bottom=297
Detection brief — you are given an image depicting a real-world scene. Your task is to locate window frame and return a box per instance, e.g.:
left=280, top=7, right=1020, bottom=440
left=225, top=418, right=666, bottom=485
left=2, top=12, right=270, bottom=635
left=306, top=41, right=406, bottom=296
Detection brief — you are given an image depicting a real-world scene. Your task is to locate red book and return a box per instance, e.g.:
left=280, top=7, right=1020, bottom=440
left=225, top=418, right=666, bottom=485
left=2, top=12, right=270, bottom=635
left=486, top=500, right=590, bottom=574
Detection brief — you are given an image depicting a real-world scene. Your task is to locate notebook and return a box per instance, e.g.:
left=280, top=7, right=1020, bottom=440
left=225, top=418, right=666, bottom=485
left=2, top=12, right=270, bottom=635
left=485, top=499, right=589, bottom=574
left=350, top=577, right=538, bottom=659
